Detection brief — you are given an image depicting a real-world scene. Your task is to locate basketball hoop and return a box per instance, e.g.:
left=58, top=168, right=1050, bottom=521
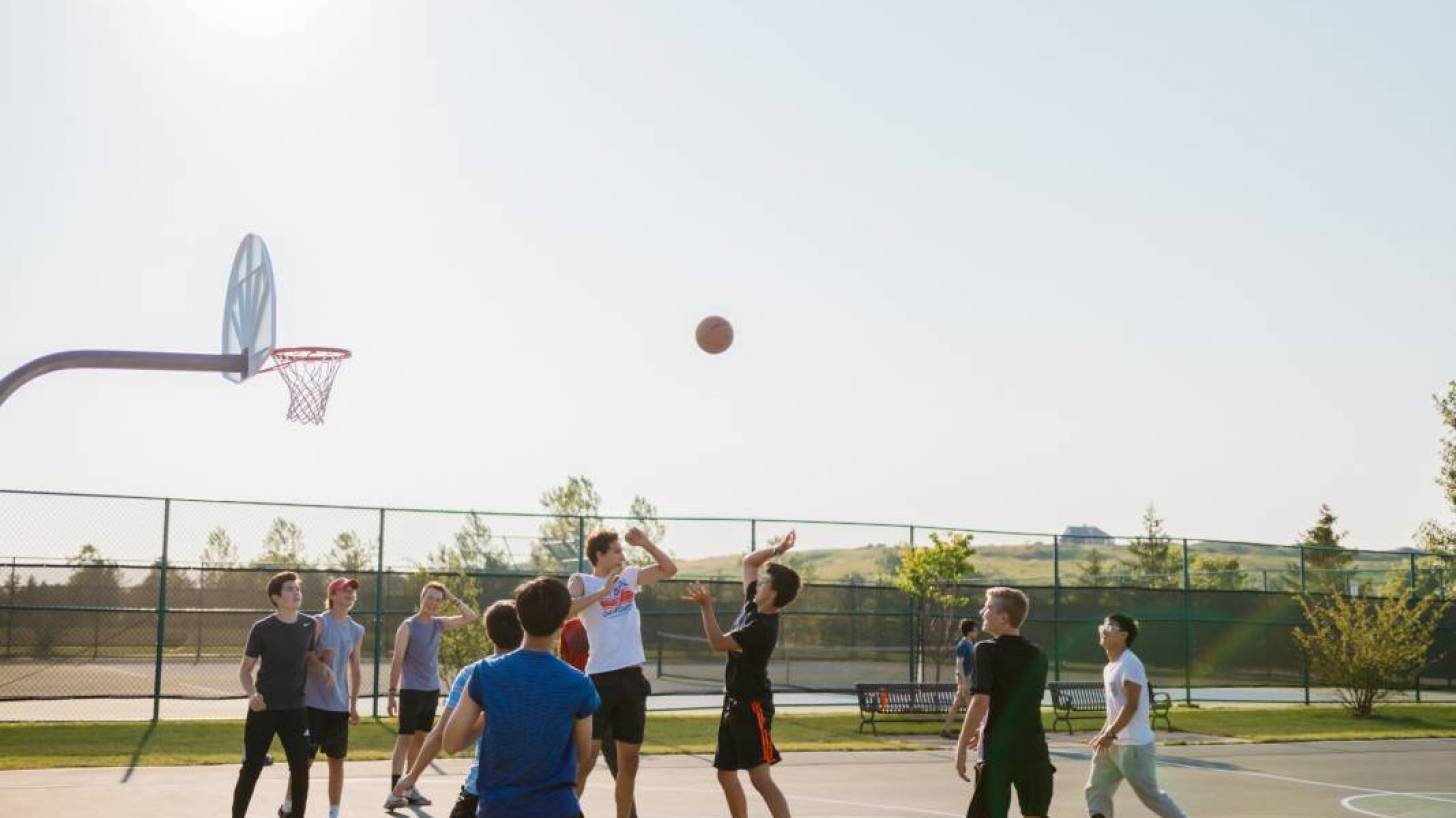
left=262, top=347, right=351, bottom=425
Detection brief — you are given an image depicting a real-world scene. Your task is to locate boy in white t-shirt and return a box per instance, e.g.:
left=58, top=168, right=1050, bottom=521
left=1085, top=613, right=1188, bottom=818
left=567, top=526, right=678, bottom=818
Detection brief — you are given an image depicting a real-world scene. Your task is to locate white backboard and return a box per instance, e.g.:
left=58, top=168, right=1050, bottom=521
left=221, top=234, right=277, bottom=382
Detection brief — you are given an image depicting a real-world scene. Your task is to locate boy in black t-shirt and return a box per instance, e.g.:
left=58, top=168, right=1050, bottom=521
left=953, top=586, right=1052, bottom=818
left=681, top=530, right=802, bottom=818
left=232, top=571, right=331, bottom=818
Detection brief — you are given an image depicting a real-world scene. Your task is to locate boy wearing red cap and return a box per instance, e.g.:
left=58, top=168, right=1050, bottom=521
left=277, top=577, right=365, bottom=818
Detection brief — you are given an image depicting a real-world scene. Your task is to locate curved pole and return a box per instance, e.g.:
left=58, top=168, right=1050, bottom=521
left=0, top=350, right=248, bottom=408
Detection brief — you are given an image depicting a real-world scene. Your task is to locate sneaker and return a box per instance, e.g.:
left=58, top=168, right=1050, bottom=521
left=383, top=793, right=409, bottom=811
left=405, top=788, right=431, bottom=806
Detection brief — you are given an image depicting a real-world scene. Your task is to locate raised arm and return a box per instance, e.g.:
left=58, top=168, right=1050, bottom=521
left=567, top=568, right=622, bottom=618
left=626, top=527, right=678, bottom=585
left=744, top=529, right=795, bottom=590
left=439, top=588, right=479, bottom=632
left=681, top=583, right=742, bottom=653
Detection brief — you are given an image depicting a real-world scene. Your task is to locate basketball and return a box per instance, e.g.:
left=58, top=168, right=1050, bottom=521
left=695, top=315, right=734, bottom=354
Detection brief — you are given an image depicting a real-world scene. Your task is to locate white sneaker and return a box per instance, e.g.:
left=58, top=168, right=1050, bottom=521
left=383, top=792, right=409, bottom=810
left=405, top=788, right=431, bottom=806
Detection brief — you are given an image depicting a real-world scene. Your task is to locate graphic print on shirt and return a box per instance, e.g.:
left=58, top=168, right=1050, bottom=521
left=597, top=577, right=637, bottom=620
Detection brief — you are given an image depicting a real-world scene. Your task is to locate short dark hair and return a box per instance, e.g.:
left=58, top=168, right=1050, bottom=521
left=763, top=563, right=801, bottom=608
left=1106, top=612, right=1139, bottom=647
left=484, top=600, right=524, bottom=652
left=420, top=581, right=447, bottom=600
left=514, top=576, right=571, bottom=637
left=960, top=618, right=978, bottom=636
left=266, top=571, right=299, bottom=607
left=585, top=529, right=618, bottom=566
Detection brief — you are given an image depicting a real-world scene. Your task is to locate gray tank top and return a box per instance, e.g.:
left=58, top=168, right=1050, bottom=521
left=401, top=615, right=445, bottom=691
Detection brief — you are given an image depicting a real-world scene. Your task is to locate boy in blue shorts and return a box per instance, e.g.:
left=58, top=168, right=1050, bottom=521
left=392, top=600, right=525, bottom=817
left=443, top=577, right=599, bottom=818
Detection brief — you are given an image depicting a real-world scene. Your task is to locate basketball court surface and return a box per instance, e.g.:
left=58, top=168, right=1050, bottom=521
left=2, top=738, right=1452, bottom=817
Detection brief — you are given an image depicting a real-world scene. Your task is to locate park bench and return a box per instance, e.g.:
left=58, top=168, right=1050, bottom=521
left=1048, top=680, right=1173, bottom=735
left=855, top=682, right=961, bottom=734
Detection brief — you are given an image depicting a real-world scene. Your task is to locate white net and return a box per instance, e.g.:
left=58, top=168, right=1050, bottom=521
left=270, top=347, right=349, bottom=425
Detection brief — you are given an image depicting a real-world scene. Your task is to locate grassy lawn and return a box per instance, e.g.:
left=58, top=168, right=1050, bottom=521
left=2, top=705, right=1454, bottom=771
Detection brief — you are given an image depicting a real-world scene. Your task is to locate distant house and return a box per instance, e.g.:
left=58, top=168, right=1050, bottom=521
left=1061, top=525, right=1113, bottom=545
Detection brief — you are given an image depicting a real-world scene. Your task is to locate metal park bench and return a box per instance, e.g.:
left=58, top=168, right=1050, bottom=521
left=855, top=682, right=960, bottom=734
left=1048, top=680, right=1173, bottom=735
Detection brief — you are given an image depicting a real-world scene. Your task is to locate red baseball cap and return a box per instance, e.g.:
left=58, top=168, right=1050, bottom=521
left=327, top=577, right=359, bottom=596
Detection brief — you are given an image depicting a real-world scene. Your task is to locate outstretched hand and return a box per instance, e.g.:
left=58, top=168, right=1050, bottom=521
left=680, top=582, right=712, bottom=607
left=624, top=527, right=650, bottom=548
left=774, top=530, right=797, bottom=556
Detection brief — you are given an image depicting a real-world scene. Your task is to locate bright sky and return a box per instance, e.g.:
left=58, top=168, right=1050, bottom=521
left=3, top=1, right=1454, bottom=558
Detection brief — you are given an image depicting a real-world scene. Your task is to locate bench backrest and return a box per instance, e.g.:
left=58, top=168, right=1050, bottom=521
left=1048, top=681, right=1105, bottom=710
left=855, top=683, right=958, bottom=713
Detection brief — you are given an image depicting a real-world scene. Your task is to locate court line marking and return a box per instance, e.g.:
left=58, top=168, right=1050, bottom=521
left=1154, top=757, right=1456, bottom=814
left=1340, top=792, right=1456, bottom=818
left=636, top=784, right=962, bottom=817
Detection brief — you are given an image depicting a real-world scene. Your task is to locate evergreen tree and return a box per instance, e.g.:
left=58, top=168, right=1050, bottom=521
left=1122, top=504, right=1182, bottom=589
left=1287, top=504, right=1353, bottom=593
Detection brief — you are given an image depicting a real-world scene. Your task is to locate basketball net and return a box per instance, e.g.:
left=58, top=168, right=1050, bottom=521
left=266, top=347, right=350, bottom=425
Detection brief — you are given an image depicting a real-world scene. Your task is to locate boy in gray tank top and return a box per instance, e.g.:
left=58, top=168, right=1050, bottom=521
left=385, top=580, right=478, bottom=809
left=275, top=577, right=364, bottom=818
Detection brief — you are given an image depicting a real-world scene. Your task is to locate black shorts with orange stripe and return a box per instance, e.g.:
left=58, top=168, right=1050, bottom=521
left=714, top=696, right=781, bottom=771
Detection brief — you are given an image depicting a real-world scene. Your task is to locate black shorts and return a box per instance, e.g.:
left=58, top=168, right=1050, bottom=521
left=306, top=707, right=350, bottom=759
left=966, top=756, right=1055, bottom=818
left=448, top=788, right=478, bottom=818
left=589, top=666, right=650, bottom=744
left=398, top=689, right=440, bottom=734
left=713, top=696, right=781, bottom=771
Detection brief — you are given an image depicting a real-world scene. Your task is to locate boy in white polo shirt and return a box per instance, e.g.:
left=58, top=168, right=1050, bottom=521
left=1085, top=612, right=1188, bottom=818
left=567, top=526, right=677, bottom=818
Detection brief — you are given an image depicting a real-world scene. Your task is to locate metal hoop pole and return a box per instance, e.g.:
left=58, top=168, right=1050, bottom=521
left=0, top=350, right=248, bottom=408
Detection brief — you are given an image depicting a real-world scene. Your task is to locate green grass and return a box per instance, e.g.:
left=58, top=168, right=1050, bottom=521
left=2, top=705, right=1454, bottom=771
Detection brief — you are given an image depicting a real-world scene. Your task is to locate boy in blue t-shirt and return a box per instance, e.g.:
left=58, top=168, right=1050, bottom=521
left=941, top=617, right=980, bottom=738
left=393, top=600, right=525, bottom=818
left=443, top=577, right=599, bottom=818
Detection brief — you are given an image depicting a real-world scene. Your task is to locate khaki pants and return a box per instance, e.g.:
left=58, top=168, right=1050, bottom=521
left=941, top=677, right=972, bottom=732
left=1084, top=742, right=1187, bottom=818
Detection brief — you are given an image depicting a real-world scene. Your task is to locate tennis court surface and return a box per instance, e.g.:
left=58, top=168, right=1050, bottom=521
left=1, top=737, right=1451, bottom=817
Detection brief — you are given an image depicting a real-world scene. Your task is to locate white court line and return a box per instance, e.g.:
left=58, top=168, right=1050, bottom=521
left=635, top=784, right=962, bottom=817
left=1340, top=792, right=1456, bottom=818
left=1154, top=757, right=1456, bottom=814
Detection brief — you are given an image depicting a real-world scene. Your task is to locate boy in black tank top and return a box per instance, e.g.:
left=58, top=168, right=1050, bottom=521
left=953, top=586, right=1053, bottom=818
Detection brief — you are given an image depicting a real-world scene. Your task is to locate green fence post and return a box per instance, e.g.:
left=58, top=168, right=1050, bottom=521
left=576, top=517, right=586, bottom=573
left=372, top=508, right=385, bottom=718
left=1052, top=535, right=1062, bottom=683
left=1299, top=544, right=1310, bottom=705
left=1181, top=538, right=1192, bottom=706
left=907, top=592, right=917, bottom=683
left=151, top=498, right=171, bottom=723
left=5, top=556, right=15, bottom=659
left=750, top=519, right=756, bottom=551
left=1409, top=552, right=1418, bottom=591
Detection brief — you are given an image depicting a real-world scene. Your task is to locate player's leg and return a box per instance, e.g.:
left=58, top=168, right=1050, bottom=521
left=1119, top=744, right=1187, bottom=818
left=276, top=709, right=312, bottom=818
left=232, top=709, right=274, bottom=818
left=746, top=764, right=790, bottom=818
left=1085, top=745, right=1125, bottom=818
left=1010, top=751, right=1055, bottom=818
left=448, top=788, right=479, bottom=818
left=609, top=669, right=650, bottom=818
left=323, top=709, right=350, bottom=817
left=942, top=682, right=970, bottom=736
left=717, top=770, right=750, bottom=818
left=965, top=760, right=1012, bottom=818
left=389, top=690, right=422, bottom=805
left=402, top=690, right=437, bottom=805
left=612, top=740, right=642, bottom=818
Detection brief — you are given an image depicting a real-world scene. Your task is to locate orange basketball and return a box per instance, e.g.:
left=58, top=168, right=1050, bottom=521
left=695, top=315, right=734, bottom=354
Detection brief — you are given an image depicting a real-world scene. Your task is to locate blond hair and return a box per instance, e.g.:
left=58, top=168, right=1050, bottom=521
left=986, top=586, right=1030, bottom=628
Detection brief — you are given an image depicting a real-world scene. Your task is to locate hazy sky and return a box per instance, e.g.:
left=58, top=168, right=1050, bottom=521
left=3, top=1, right=1454, bottom=556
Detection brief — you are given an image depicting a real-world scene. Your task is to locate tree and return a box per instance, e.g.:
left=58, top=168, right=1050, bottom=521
left=67, top=545, right=124, bottom=659
left=623, top=495, right=673, bottom=568
left=1189, top=554, right=1246, bottom=591
left=327, top=531, right=371, bottom=573
left=894, top=532, right=975, bottom=682
left=1292, top=588, right=1451, bottom=717
left=197, top=527, right=240, bottom=660
left=1408, top=381, right=1456, bottom=597
left=1287, top=504, right=1354, bottom=594
left=536, top=476, right=602, bottom=571
left=255, top=518, right=309, bottom=569
left=873, top=543, right=905, bottom=583
left=1122, top=505, right=1182, bottom=589
left=1075, top=548, right=1111, bottom=587
left=415, top=514, right=500, bottom=680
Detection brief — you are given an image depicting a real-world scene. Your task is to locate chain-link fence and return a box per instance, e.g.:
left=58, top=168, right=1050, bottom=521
left=2, top=489, right=1454, bottom=720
